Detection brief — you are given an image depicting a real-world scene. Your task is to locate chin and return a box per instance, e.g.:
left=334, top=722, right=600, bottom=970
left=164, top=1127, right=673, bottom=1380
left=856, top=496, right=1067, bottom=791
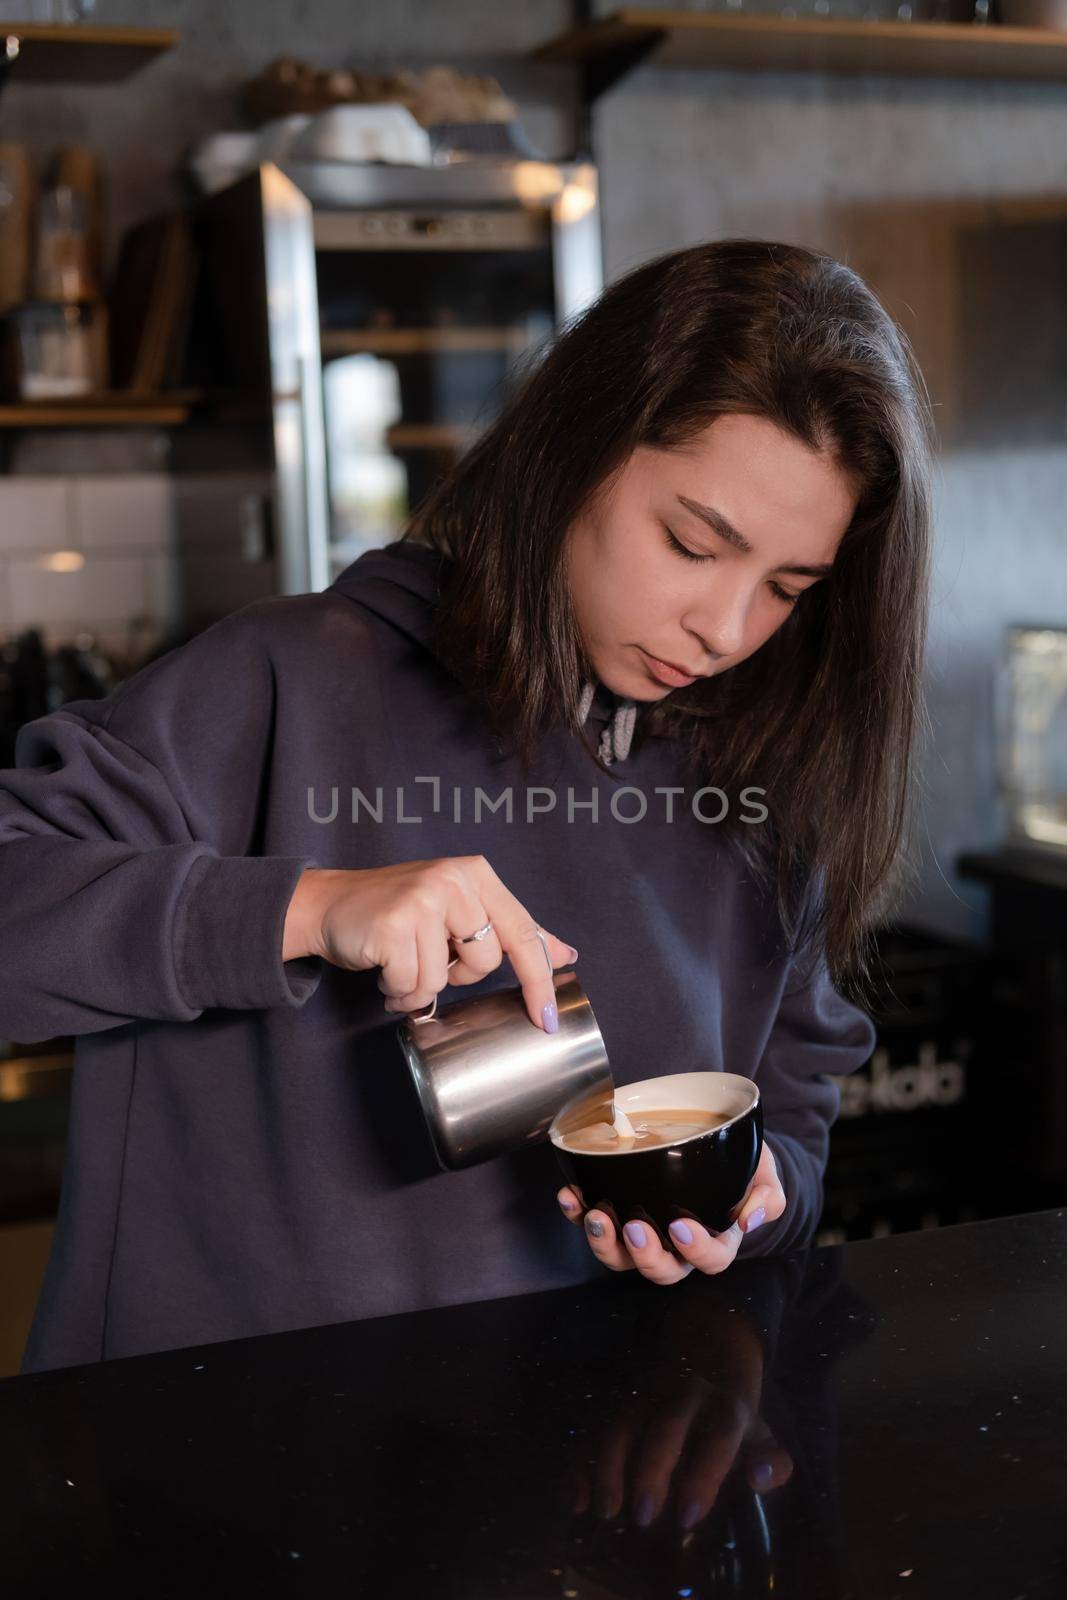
left=631, top=682, right=671, bottom=702
left=595, top=650, right=686, bottom=701
left=607, top=667, right=670, bottom=703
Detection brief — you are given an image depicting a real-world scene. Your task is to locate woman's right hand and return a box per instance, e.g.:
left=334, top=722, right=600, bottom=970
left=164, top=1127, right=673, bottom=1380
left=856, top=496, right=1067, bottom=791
left=282, top=857, right=578, bottom=1032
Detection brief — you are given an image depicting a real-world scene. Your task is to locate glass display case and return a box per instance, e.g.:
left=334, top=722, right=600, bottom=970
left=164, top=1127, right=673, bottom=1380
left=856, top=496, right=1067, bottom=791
left=314, top=202, right=561, bottom=579
left=996, top=625, right=1067, bottom=851
left=182, top=159, right=602, bottom=620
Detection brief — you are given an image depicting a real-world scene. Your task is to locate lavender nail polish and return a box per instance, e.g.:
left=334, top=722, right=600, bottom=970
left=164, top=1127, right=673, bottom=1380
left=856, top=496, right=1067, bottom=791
left=680, top=1496, right=704, bottom=1531
left=586, top=1217, right=604, bottom=1239
left=745, top=1207, right=767, bottom=1234
left=560, top=1196, right=576, bottom=1213
left=624, top=1221, right=647, bottom=1251
left=634, top=1491, right=655, bottom=1527
left=542, top=1001, right=558, bottom=1033
left=669, top=1219, right=693, bottom=1247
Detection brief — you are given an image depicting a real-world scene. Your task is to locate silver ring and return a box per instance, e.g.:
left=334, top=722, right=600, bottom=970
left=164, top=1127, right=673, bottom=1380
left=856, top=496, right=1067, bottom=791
left=408, top=993, right=440, bottom=1026
left=533, top=926, right=553, bottom=980
left=408, top=921, right=495, bottom=1025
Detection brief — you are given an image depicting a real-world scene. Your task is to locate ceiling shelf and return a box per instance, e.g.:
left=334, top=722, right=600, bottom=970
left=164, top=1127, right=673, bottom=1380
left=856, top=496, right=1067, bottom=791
left=0, top=392, right=197, bottom=429
left=0, top=22, right=178, bottom=85
left=533, top=10, right=1067, bottom=90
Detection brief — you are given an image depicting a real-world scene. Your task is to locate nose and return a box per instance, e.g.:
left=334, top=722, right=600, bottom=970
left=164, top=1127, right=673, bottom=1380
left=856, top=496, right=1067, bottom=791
left=683, top=576, right=752, bottom=661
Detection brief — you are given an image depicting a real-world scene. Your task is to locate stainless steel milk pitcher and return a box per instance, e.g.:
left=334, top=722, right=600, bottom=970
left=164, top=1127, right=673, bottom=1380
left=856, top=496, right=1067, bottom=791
left=396, top=968, right=614, bottom=1171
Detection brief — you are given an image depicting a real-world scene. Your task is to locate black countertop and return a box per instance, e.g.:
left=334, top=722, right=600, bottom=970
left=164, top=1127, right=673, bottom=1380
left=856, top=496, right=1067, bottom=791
left=3, top=1211, right=1066, bottom=1599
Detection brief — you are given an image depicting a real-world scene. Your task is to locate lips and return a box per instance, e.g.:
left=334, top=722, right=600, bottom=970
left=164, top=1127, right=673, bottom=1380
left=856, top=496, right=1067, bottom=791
left=639, top=649, right=707, bottom=689
left=653, top=654, right=705, bottom=678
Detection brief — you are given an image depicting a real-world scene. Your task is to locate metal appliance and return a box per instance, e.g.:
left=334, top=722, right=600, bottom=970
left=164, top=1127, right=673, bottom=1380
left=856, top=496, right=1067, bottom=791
left=176, top=156, right=603, bottom=626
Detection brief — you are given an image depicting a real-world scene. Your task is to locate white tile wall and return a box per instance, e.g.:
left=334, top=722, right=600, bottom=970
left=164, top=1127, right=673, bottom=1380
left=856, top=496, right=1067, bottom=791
left=0, top=475, right=180, bottom=650
left=74, top=476, right=175, bottom=552
left=8, top=555, right=145, bottom=637
left=0, top=480, right=72, bottom=553
left=143, top=550, right=182, bottom=633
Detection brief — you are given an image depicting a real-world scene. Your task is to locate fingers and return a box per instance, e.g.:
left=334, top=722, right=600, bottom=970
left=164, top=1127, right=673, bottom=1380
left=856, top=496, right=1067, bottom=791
left=380, top=919, right=456, bottom=1015
left=377, top=927, right=422, bottom=1012
left=628, top=1383, right=707, bottom=1527
left=511, top=918, right=574, bottom=1033
left=593, top=1412, right=636, bottom=1520
left=465, top=856, right=578, bottom=1030
left=618, top=1220, right=694, bottom=1286
left=744, top=1442, right=794, bottom=1495
left=581, top=1208, right=636, bottom=1274
left=571, top=1203, right=740, bottom=1282
left=418, top=917, right=452, bottom=1004
left=440, top=871, right=502, bottom=987
left=737, top=1141, right=787, bottom=1235
left=673, top=1390, right=749, bottom=1530
left=564, top=1177, right=771, bottom=1282
left=370, top=856, right=577, bottom=1028
left=737, top=1183, right=782, bottom=1236
left=665, top=1215, right=744, bottom=1275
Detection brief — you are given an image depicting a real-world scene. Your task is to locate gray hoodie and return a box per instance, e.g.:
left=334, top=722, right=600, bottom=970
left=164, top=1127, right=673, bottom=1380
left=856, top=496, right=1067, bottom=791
left=0, top=540, right=875, bottom=1372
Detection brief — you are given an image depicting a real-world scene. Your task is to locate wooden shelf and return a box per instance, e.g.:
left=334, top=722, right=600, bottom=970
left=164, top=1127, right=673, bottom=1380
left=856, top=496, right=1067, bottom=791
left=0, top=22, right=178, bottom=84
left=385, top=422, right=477, bottom=451
left=534, top=10, right=1067, bottom=86
left=321, top=326, right=531, bottom=358
left=0, top=392, right=197, bottom=428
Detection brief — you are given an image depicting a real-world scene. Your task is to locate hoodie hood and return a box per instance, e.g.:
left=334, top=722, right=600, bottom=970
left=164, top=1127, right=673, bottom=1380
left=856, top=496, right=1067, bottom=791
left=330, top=540, right=446, bottom=660
left=329, top=541, right=638, bottom=765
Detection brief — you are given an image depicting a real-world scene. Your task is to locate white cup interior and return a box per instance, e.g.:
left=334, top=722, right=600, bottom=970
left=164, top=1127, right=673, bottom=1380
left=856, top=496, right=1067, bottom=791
left=549, top=1070, right=758, bottom=1151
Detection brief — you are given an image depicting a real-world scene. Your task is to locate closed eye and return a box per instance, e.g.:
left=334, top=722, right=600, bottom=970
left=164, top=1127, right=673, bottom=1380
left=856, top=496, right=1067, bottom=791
left=662, top=525, right=711, bottom=564
left=666, top=524, right=805, bottom=605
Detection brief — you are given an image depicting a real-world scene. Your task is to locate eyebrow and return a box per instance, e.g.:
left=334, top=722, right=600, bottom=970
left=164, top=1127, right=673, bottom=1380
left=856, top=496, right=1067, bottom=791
left=675, top=494, right=835, bottom=579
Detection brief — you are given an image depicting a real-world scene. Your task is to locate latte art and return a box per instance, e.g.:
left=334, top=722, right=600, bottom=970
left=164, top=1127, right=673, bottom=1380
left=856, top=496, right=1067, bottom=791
left=558, top=1106, right=731, bottom=1155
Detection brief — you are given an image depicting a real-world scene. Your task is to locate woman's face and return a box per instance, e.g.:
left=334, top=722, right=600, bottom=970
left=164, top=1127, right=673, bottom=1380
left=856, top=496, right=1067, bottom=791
left=565, top=413, right=859, bottom=699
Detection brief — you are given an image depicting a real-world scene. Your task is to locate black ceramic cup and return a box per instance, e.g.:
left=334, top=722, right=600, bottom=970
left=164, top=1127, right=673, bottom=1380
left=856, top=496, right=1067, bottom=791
left=549, top=1071, right=763, bottom=1249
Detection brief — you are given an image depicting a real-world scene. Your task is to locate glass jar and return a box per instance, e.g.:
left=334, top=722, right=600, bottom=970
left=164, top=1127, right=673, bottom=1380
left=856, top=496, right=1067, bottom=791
left=34, top=185, right=96, bottom=304
left=12, top=301, right=99, bottom=398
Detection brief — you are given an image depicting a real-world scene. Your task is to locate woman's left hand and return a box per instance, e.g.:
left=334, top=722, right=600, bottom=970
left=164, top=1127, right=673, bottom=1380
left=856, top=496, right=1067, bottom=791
left=557, top=1141, right=786, bottom=1284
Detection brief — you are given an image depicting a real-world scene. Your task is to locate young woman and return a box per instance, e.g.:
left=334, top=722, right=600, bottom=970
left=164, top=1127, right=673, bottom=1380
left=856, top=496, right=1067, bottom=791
left=0, top=239, right=932, bottom=1371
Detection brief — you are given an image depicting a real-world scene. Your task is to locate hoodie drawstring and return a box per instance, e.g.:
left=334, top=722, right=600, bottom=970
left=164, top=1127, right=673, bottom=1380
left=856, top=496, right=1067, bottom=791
left=577, top=679, right=637, bottom=767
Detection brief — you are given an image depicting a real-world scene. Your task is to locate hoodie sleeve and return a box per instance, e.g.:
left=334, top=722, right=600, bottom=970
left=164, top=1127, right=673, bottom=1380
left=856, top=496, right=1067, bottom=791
left=740, top=945, right=876, bottom=1258
left=0, top=605, right=324, bottom=1044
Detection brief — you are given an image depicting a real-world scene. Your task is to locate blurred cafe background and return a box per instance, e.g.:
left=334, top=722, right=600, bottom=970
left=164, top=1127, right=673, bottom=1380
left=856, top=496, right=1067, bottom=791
left=1, top=0, right=1066, bottom=1374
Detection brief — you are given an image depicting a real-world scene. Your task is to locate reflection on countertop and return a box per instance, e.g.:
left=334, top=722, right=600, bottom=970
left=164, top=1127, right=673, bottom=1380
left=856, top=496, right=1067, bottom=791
left=1, top=1210, right=1066, bottom=1598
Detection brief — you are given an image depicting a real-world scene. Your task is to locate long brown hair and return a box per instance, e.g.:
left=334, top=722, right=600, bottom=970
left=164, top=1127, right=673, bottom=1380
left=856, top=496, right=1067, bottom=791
left=400, top=239, right=934, bottom=985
